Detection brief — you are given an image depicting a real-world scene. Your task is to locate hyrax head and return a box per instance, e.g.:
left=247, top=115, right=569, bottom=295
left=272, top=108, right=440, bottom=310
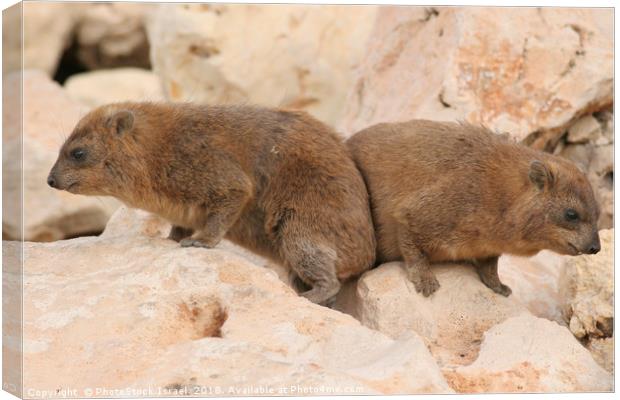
left=523, top=157, right=601, bottom=256
left=47, top=105, right=136, bottom=197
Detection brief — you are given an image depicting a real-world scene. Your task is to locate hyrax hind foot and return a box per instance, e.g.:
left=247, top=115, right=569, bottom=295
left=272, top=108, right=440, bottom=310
left=408, top=269, right=440, bottom=297
left=300, top=284, right=341, bottom=306
left=475, top=256, right=512, bottom=297
left=489, top=283, right=512, bottom=297
left=284, top=240, right=341, bottom=306
left=397, top=225, right=440, bottom=297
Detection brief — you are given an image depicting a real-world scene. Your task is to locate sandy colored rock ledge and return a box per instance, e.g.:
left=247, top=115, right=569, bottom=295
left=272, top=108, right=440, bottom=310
left=349, top=262, right=527, bottom=367
left=560, top=229, right=613, bottom=340
left=445, top=314, right=612, bottom=393
left=17, top=208, right=451, bottom=396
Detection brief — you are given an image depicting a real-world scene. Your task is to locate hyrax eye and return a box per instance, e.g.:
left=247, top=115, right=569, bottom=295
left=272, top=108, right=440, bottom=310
left=70, top=148, right=86, bottom=161
left=564, top=208, right=580, bottom=222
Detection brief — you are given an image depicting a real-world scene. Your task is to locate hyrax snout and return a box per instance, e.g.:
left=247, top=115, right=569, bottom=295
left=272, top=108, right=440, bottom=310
left=48, top=102, right=376, bottom=305
left=347, top=120, right=600, bottom=297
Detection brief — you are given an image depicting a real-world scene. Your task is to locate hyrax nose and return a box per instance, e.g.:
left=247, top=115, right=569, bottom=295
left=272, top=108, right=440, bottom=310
left=588, top=243, right=601, bottom=254
left=587, top=235, right=601, bottom=254
left=47, top=175, right=57, bottom=188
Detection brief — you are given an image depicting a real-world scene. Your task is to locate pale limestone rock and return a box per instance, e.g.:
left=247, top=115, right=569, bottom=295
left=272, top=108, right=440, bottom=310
left=6, top=3, right=152, bottom=77
left=74, top=3, right=153, bottom=70
left=100, top=205, right=170, bottom=240
left=2, top=3, right=23, bottom=74
left=146, top=3, right=377, bottom=125
left=567, top=115, right=602, bottom=144
left=340, top=7, right=613, bottom=149
left=587, top=337, right=614, bottom=373
left=559, top=229, right=613, bottom=339
left=21, top=3, right=81, bottom=75
left=352, top=262, right=526, bottom=367
left=64, top=68, right=164, bottom=108
left=445, top=314, right=612, bottom=392
left=2, top=241, right=23, bottom=396
left=595, top=109, right=613, bottom=145
left=102, top=206, right=273, bottom=272
left=2, top=70, right=119, bottom=241
left=498, top=251, right=566, bottom=324
left=18, top=209, right=451, bottom=395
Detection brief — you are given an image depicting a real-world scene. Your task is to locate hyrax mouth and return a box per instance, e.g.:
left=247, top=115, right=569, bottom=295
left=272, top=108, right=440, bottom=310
left=567, top=243, right=581, bottom=255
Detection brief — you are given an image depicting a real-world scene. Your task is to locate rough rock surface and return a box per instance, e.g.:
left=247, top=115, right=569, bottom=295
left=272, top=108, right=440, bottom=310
left=348, top=262, right=527, bottom=367
left=559, top=229, right=613, bottom=341
left=340, top=7, right=613, bottom=149
left=345, top=260, right=612, bottom=392
left=73, top=3, right=153, bottom=70
left=20, top=2, right=80, bottom=75
left=16, top=208, right=451, bottom=396
left=445, top=314, right=612, bottom=393
left=587, top=338, right=614, bottom=373
left=4, top=3, right=152, bottom=77
left=499, top=251, right=566, bottom=324
left=146, top=4, right=377, bottom=125
left=64, top=68, right=164, bottom=107
left=2, top=70, right=119, bottom=241
left=558, top=110, right=613, bottom=228
left=2, top=240, right=23, bottom=396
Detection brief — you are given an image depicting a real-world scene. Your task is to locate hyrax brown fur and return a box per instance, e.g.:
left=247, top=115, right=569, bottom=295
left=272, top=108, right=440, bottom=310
left=347, top=120, right=601, bottom=297
left=48, top=102, right=376, bottom=305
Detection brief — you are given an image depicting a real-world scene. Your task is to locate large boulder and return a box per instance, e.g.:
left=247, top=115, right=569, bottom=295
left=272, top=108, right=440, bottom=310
left=4, top=3, right=153, bottom=77
left=340, top=7, right=613, bottom=149
left=64, top=68, right=164, bottom=108
left=21, top=2, right=80, bottom=75
left=15, top=208, right=451, bottom=395
left=559, top=229, right=613, bottom=340
left=445, top=314, right=612, bottom=393
left=343, top=260, right=612, bottom=392
left=498, top=251, right=566, bottom=324
left=348, top=262, right=527, bottom=367
left=2, top=70, right=119, bottom=241
left=72, top=3, right=153, bottom=71
left=559, top=229, right=613, bottom=373
left=146, top=4, right=377, bottom=125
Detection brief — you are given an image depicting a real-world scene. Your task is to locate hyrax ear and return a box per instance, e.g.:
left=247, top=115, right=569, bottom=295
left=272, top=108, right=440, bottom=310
left=529, top=160, right=554, bottom=190
left=107, top=110, right=134, bottom=135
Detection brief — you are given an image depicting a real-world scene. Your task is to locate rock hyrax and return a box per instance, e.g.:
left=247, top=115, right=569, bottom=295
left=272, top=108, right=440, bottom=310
left=48, top=102, right=376, bottom=305
left=347, top=120, right=600, bottom=297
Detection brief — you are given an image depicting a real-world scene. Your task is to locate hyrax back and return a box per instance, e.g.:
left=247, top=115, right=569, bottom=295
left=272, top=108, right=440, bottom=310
left=48, top=102, right=376, bottom=305
left=347, top=120, right=600, bottom=297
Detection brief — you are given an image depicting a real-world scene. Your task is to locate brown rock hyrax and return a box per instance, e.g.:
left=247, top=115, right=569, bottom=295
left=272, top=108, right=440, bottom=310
left=47, top=102, right=376, bottom=305
left=347, top=120, right=601, bottom=297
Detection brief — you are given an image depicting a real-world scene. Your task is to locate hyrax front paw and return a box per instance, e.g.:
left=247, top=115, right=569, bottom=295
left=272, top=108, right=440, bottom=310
left=408, top=271, right=440, bottom=297
left=180, top=238, right=216, bottom=249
